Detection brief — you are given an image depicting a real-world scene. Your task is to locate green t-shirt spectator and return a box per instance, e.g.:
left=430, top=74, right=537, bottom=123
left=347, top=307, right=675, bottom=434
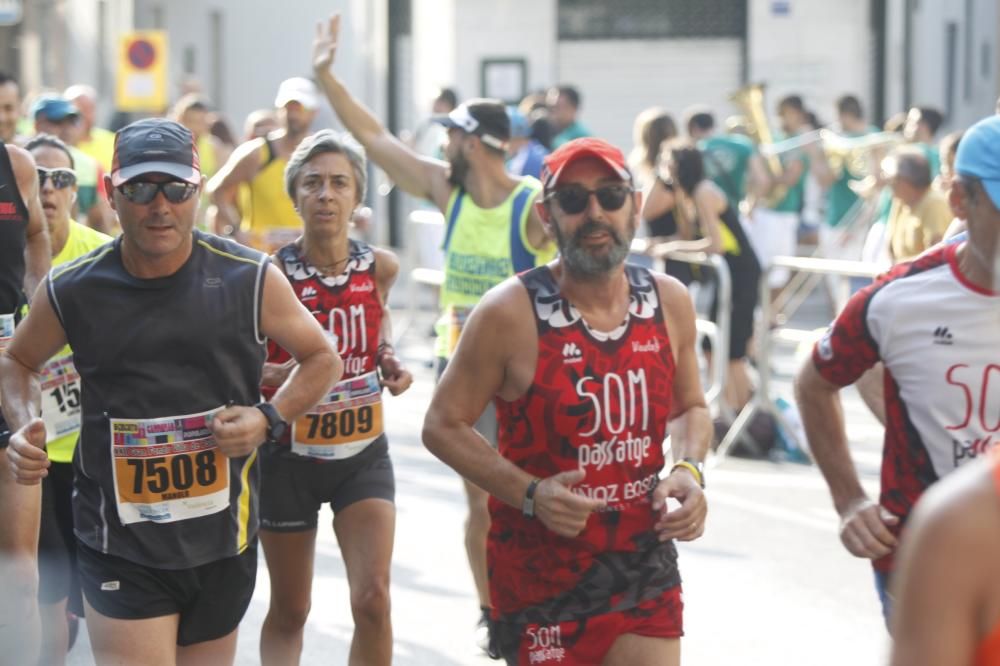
left=826, top=125, right=881, bottom=227
left=771, top=145, right=808, bottom=213
left=917, top=142, right=941, bottom=179
left=552, top=121, right=591, bottom=148
left=698, top=133, right=754, bottom=208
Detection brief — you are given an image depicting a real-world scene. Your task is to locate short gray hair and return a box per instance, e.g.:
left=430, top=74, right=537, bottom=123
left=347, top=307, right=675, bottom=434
left=890, top=147, right=932, bottom=189
left=284, top=129, right=367, bottom=202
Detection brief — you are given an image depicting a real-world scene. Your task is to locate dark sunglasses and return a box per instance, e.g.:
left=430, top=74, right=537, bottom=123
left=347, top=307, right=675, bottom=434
left=37, top=167, right=77, bottom=190
left=546, top=184, right=633, bottom=215
left=117, top=181, right=198, bottom=205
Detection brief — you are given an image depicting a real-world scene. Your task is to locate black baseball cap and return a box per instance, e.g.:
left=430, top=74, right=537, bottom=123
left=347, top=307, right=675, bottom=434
left=111, top=118, right=201, bottom=186
left=433, top=99, right=510, bottom=150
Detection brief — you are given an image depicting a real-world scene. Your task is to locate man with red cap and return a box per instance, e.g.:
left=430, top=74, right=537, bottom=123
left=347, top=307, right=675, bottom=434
left=423, top=136, right=711, bottom=665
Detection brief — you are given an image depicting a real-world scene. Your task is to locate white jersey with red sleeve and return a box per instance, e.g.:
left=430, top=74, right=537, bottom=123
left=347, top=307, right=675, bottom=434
left=811, top=242, right=1000, bottom=572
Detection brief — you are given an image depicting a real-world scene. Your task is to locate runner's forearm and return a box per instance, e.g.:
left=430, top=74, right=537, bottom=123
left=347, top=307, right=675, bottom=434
left=668, top=405, right=712, bottom=462
left=268, top=347, right=341, bottom=421
left=0, top=354, right=42, bottom=433
left=423, top=415, right=534, bottom=509
left=795, top=371, right=867, bottom=513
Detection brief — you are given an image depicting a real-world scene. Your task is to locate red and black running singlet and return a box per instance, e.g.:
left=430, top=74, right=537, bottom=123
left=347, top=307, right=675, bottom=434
left=263, top=239, right=383, bottom=386
left=490, top=264, right=682, bottom=623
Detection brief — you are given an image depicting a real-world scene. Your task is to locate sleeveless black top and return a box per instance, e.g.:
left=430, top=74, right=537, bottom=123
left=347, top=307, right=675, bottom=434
left=0, top=144, right=29, bottom=316
left=48, top=230, right=268, bottom=569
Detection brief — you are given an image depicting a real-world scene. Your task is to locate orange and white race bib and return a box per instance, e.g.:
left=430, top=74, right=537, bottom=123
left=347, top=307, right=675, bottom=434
left=110, top=407, right=230, bottom=525
left=292, top=371, right=383, bottom=460
left=40, top=353, right=82, bottom=442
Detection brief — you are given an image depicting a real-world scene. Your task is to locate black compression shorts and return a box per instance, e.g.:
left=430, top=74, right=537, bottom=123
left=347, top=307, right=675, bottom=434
left=259, top=435, right=395, bottom=532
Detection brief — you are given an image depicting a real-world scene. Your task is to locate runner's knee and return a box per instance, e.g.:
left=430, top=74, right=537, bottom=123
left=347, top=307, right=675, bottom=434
left=350, top=579, right=391, bottom=627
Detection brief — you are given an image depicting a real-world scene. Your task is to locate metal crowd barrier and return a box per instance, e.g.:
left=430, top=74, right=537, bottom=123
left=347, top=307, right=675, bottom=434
left=630, top=242, right=732, bottom=417
left=397, top=209, right=445, bottom=343
left=714, top=254, right=882, bottom=463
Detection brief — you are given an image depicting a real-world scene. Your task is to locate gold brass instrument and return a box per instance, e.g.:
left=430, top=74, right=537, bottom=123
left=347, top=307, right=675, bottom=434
left=759, top=129, right=902, bottom=178
left=729, top=83, right=787, bottom=207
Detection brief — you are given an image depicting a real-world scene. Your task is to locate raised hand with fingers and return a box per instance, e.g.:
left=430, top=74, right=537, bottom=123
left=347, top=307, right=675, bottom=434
left=533, top=469, right=606, bottom=538
left=7, top=417, right=49, bottom=485
left=313, top=13, right=341, bottom=74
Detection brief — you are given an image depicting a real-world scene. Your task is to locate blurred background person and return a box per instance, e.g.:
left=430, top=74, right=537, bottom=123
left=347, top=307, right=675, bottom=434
left=546, top=84, right=590, bottom=148
left=630, top=106, right=677, bottom=190
left=63, top=84, right=114, bottom=173
left=903, top=106, right=945, bottom=178
left=208, top=77, right=319, bottom=251
left=651, top=141, right=761, bottom=416
left=0, top=71, right=27, bottom=145
left=883, top=147, right=951, bottom=263
left=30, top=94, right=116, bottom=234
left=505, top=107, right=547, bottom=180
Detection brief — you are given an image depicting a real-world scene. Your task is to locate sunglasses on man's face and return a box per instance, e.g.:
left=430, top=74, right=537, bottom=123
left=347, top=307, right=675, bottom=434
left=37, top=167, right=77, bottom=190
left=117, top=180, right=198, bottom=205
left=546, top=184, right=633, bottom=215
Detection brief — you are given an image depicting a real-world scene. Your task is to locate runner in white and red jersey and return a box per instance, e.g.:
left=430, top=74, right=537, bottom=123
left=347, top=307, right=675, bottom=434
left=424, top=138, right=711, bottom=666
left=257, top=130, right=412, bottom=666
left=795, top=114, right=1000, bottom=624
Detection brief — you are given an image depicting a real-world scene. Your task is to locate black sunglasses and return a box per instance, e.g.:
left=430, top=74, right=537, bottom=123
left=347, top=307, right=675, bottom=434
left=546, top=184, right=632, bottom=215
left=37, top=167, right=77, bottom=190
left=117, top=181, right=198, bottom=205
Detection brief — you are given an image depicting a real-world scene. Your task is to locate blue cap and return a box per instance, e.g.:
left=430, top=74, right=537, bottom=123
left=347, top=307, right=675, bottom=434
left=955, top=114, right=1000, bottom=209
left=507, top=106, right=530, bottom=138
left=30, top=95, right=80, bottom=122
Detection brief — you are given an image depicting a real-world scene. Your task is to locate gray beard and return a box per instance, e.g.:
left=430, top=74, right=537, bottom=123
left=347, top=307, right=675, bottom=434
left=553, top=219, right=632, bottom=279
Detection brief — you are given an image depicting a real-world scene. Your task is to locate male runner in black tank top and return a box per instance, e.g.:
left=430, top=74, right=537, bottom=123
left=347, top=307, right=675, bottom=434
left=0, top=141, right=49, bottom=664
left=0, top=119, right=341, bottom=665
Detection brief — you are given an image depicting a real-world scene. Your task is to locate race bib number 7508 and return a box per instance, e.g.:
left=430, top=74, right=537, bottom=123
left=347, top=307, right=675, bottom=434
left=110, top=407, right=230, bottom=525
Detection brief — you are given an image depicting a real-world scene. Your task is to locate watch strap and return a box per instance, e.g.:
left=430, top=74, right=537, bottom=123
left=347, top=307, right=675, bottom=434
left=522, top=478, right=542, bottom=518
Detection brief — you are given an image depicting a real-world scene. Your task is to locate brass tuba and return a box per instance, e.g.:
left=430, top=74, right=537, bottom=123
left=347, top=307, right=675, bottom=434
left=729, top=83, right=787, bottom=207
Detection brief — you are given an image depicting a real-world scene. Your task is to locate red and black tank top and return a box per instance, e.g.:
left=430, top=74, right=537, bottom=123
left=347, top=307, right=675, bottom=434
left=0, top=144, right=30, bottom=317
left=490, top=263, right=681, bottom=622
left=263, top=239, right=383, bottom=392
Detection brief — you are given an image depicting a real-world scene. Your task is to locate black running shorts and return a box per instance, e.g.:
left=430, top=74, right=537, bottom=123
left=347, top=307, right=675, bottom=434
left=76, top=541, right=257, bottom=646
left=259, top=435, right=395, bottom=532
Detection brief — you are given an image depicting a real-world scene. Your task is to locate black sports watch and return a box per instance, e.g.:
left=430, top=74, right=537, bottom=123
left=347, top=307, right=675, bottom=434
left=255, top=402, right=289, bottom=444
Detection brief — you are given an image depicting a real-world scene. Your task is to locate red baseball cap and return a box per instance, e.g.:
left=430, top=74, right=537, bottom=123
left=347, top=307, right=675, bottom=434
left=541, top=137, right=632, bottom=191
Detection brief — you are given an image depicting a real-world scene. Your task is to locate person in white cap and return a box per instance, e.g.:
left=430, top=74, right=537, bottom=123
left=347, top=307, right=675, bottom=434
left=208, top=77, right=320, bottom=252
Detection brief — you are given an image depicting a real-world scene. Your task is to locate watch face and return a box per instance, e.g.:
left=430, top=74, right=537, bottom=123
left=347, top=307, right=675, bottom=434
left=272, top=420, right=288, bottom=440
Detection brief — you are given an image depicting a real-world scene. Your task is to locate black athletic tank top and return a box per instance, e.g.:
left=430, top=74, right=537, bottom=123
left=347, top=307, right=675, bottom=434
left=0, top=144, right=29, bottom=316
left=48, top=230, right=268, bottom=569
left=645, top=178, right=678, bottom=238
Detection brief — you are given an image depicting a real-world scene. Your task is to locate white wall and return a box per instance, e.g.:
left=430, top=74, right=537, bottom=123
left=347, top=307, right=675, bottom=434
left=132, top=0, right=375, bottom=136
left=749, top=0, right=874, bottom=128
left=903, top=0, right=997, bottom=131
left=557, top=38, right=743, bottom=152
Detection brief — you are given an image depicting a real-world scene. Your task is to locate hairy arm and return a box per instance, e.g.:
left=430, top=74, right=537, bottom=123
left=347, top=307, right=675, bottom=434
left=313, top=14, right=452, bottom=210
